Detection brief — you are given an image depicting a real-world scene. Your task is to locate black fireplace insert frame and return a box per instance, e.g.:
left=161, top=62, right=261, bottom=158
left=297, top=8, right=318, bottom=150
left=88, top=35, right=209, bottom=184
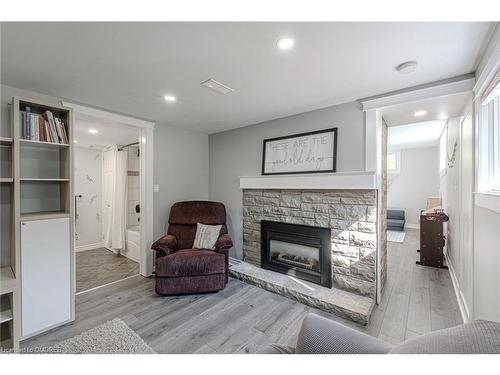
left=261, top=220, right=332, bottom=288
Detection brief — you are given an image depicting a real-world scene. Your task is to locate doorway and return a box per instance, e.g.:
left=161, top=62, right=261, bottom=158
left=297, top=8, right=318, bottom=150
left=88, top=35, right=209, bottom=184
left=366, top=91, right=471, bottom=342
left=73, top=114, right=143, bottom=293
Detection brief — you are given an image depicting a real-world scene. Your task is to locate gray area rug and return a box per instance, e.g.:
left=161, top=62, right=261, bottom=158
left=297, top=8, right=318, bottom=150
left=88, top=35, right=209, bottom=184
left=43, top=318, right=155, bottom=354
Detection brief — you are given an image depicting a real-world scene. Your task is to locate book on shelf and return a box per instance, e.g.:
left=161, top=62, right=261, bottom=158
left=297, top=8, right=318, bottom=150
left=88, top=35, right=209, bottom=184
left=19, top=109, right=68, bottom=144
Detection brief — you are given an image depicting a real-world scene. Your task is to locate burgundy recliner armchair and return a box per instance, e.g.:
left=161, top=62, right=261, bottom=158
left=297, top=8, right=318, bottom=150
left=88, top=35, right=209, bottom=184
left=151, top=201, right=233, bottom=295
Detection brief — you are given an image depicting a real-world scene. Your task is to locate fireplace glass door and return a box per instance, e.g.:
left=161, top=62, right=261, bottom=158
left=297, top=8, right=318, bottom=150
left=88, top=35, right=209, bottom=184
left=270, top=239, right=320, bottom=272
left=261, top=220, right=331, bottom=287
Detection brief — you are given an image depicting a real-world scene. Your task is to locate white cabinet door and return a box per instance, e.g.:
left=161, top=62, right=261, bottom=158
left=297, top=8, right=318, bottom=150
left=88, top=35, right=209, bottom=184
left=21, top=217, right=71, bottom=337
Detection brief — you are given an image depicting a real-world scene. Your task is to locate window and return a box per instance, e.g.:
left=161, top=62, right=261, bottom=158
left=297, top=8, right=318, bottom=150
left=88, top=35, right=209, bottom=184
left=387, top=151, right=400, bottom=174
left=478, top=74, right=500, bottom=193
left=493, top=95, right=500, bottom=191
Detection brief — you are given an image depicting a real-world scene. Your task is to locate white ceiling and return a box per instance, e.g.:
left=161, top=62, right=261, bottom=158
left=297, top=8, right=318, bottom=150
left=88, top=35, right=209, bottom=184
left=74, top=113, right=140, bottom=149
left=388, top=120, right=446, bottom=151
left=1, top=22, right=494, bottom=134
left=381, top=91, right=472, bottom=127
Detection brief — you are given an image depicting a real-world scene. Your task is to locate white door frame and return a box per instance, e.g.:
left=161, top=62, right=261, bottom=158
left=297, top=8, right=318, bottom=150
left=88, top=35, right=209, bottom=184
left=360, top=76, right=475, bottom=304
left=61, top=101, right=155, bottom=277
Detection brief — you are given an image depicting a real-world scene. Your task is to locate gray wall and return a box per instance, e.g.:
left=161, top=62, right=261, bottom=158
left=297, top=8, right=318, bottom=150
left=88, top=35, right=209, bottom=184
left=153, top=122, right=209, bottom=239
left=0, top=84, right=209, bottom=263
left=209, top=101, right=366, bottom=259
left=388, top=146, right=440, bottom=226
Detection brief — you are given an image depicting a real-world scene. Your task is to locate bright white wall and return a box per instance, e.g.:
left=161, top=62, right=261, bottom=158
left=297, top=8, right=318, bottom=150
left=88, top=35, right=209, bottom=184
left=474, top=205, right=500, bottom=321
left=387, top=146, right=440, bottom=226
left=209, top=101, right=365, bottom=259
left=440, top=111, right=475, bottom=321
left=472, top=24, right=500, bottom=322
left=74, top=147, right=103, bottom=249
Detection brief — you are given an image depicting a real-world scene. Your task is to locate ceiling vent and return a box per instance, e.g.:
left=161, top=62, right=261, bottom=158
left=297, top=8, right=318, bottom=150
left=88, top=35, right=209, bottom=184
left=200, top=78, right=235, bottom=95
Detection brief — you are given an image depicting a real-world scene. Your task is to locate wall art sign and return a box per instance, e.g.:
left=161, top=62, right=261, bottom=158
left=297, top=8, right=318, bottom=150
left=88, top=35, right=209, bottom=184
left=262, top=128, right=337, bottom=175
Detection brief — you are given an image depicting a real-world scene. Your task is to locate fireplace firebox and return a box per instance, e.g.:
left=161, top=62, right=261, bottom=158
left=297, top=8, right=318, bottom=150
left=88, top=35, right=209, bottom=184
left=261, top=220, right=332, bottom=288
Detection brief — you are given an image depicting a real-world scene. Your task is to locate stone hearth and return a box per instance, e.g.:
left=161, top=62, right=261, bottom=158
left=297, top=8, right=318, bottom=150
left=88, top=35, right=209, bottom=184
left=229, top=259, right=374, bottom=324
left=242, top=189, right=377, bottom=298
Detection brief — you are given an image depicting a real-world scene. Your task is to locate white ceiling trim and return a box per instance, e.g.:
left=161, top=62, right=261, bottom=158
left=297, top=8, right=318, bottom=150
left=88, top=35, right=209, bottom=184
left=61, top=101, right=155, bottom=129
left=360, top=77, right=475, bottom=111
left=473, top=27, right=500, bottom=100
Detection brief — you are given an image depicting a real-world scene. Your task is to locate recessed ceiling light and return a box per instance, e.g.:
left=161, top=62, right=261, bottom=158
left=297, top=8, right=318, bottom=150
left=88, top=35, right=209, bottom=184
left=164, top=95, right=176, bottom=102
left=277, top=37, right=295, bottom=50
left=88, top=129, right=99, bottom=134
left=396, top=61, right=418, bottom=74
left=73, top=140, right=78, bottom=143
left=414, top=110, right=427, bottom=117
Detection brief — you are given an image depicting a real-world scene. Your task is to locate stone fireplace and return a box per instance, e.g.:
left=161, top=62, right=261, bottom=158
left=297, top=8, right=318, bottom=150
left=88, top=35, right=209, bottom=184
left=242, top=188, right=377, bottom=298
left=261, top=220, right=332, bottom=288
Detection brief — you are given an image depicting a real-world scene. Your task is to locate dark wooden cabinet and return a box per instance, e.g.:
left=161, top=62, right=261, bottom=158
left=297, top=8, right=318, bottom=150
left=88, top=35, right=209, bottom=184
left=417, top=213, right=448, bottom=269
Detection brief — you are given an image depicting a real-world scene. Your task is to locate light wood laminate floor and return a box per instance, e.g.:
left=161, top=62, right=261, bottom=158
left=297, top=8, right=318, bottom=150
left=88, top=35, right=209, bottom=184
left=365, top=229, right=462, bottom=343
left=76, top=248, right=139, bottom=293
left=24, top=229, right=461, bottom=353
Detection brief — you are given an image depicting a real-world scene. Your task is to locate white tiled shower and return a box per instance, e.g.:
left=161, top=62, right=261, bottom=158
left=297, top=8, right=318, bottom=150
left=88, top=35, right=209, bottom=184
left=127, top=146, right=140, bottom=227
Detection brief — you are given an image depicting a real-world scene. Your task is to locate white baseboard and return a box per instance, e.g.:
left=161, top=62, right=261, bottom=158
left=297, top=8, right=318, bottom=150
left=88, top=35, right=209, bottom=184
left=75, top=242, right=105, bottom=252
left=448, top=260, right=470, bottom=323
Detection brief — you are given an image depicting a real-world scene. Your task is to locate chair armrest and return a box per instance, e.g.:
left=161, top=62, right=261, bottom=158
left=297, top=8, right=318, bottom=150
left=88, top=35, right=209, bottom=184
left=295, top=313, right=392, bottom=354
left=214, top=233, right=233, bottom=251
left=151, top=234, right=177, bottom=258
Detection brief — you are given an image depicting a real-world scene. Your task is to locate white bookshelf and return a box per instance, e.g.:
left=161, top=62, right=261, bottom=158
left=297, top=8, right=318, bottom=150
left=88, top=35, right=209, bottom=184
left=19, top=139, right=69, bottom=147
left=0, top=137, right=13, bottom=145
left=0, top=294, right=14, bottom=323
left=20, top=178, right=70, bottom=182
left=0, top=96, right=75, bottom=350
left=0, top=126, right=15, bottom=351
left=0, top=267, right=16, bottom=295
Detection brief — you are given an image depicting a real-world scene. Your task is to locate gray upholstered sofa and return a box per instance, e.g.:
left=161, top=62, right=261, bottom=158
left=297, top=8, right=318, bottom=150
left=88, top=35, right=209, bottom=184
left=258, top=313, right=500, bottom=354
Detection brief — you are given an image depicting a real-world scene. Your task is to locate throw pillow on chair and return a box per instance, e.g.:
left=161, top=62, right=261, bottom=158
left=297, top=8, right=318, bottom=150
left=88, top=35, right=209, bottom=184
left=193, top=223, right=222, bottom=250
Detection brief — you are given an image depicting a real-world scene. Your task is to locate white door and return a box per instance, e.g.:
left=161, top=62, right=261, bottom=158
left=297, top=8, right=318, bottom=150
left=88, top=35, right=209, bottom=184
left=21, top=217, right=71, bottom=337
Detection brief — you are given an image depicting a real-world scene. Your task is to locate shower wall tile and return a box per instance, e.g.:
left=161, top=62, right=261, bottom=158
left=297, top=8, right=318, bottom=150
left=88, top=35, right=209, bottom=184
left=127, top=146, right=140, bottom=227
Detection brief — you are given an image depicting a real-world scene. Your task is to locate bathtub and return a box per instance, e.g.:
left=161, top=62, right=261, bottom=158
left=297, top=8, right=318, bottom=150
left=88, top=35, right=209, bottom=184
left=123, top=225, right=140, bottom=263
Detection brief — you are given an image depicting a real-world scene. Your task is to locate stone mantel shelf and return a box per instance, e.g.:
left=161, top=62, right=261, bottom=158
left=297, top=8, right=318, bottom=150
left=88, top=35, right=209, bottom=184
left=239, top=171, right=376, bottom=190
